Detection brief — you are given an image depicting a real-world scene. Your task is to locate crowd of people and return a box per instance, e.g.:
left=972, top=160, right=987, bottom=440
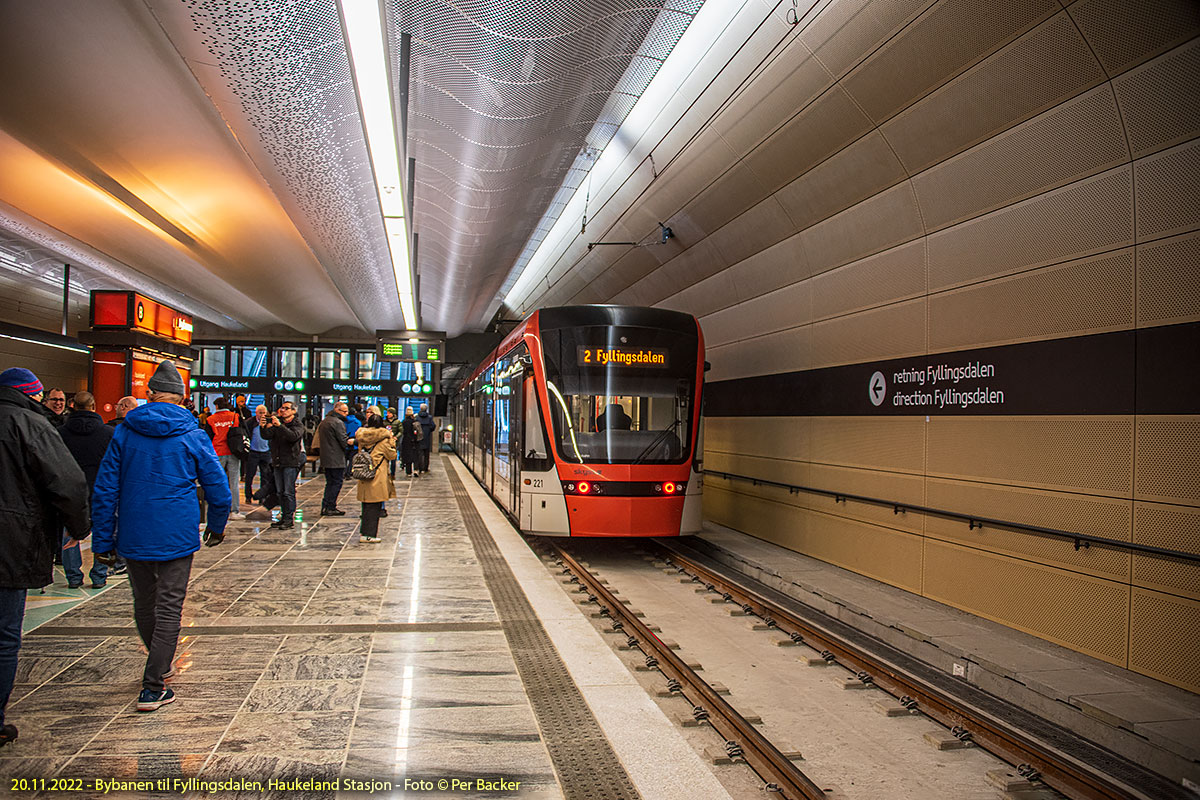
left=0, top=361, right=438, bottom=747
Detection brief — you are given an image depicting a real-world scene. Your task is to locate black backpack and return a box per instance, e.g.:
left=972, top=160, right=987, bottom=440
left=226, top=424, right=248, bottom=457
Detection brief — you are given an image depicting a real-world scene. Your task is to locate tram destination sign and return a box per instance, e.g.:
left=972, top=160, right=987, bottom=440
left=577, top=346, right=669, bottom=368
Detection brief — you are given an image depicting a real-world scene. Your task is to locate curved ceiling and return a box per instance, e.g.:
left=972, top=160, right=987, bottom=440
left=0, top=0, right=700, bottom=338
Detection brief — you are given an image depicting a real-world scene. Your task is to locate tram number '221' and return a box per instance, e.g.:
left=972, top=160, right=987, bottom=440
left=530, top=479, right=543, bottom=488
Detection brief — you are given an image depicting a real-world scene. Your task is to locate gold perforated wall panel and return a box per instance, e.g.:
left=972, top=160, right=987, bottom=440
left=1111, top=38, right=1200, bottom=158
left=926, top=478, right=1132, bottom=580
left=810, top=298, right=927, bottom=368
left=664, top=4, right=1200, bottom=690
left=1134, top=416, right=1200, bottom=505
left=1134, top=139, right=1200, bottom=240
left=924, top=539, right=1130, bottom=664
left=926, top=167, right=1134, bottom=292
left=927, top=249, right=1134, bottom=351
left=811, top=239, right=926, bottom=322
left=927, top=417, right=1134, bottom=494
left=1068, top=0, right=1200, bottom=76
left=1132, top=502, right=1200, bottom=600
left=705, top=482, right=924, bottom=593
left=1137, top=231, right=1200, bottom=326
left=810, top=416, right=926, bottom=473
left=912, top=85, right=1126, bottom=232
left=883, top=11, right=1104, bottom=174
left=1129, top=589, right=1200, bottom=692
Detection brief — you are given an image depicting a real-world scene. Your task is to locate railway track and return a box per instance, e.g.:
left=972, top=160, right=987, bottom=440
left=532, top=536, right=1190, bottom=800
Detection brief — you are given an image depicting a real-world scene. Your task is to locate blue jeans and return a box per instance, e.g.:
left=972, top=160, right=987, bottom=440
left=62, top=531, right=107, bottom=588
left=274, top=466, right=299, bottom=522
left=218, top=455, right=241, bottom=513
left=0, top=589, right=26, bottom=727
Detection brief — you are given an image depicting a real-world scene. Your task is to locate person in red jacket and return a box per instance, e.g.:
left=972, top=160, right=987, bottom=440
left=204, top=397, right=243, bottom=519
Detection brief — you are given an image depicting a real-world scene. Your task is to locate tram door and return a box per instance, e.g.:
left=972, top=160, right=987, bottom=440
left=509, top=377, right=525, bottom=517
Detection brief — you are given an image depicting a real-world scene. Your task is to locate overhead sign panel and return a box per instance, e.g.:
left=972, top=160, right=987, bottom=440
left=378, top=340, right=443, bottom=363
left=376, top=329, right=446, bottom=363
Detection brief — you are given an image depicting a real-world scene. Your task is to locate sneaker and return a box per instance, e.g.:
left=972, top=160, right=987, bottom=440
left=163, top=661, right=179, bottom=680
left=136, top=687, right=175, bottom=712
left=359, top=536, right=381, bottom=543
left=229, top=512, right=245, bottom=520
left=324, top=508, right=346, bottom=516
left=109, top=564, right=128, bottom=576
left=90, top=582, right=106, bottom=589
left=0, top=724, right=16, bottom=748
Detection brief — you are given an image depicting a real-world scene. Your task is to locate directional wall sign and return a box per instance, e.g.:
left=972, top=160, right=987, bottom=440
left=706, top=323, right=1200, bottom=417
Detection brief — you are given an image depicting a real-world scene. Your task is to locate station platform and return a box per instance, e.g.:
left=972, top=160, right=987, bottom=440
left=6, top=453, right=1197, bottom=797
left=687, top=525, right=1200, bottom=792
left=2, top=456, right=730, bottom=800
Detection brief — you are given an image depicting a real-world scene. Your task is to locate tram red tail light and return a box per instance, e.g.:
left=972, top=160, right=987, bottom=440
left=562, top=481, right=603, bottom=495
left=559, top=481, right=684, bottom=496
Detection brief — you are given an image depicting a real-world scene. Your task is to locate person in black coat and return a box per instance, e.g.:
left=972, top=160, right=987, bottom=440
left=106, top=396, right=137, bottom=428
left=261, top=401, right=305, bottom=530
left=0, top=368, right=90, bottom=749
left=58, top=391, right=116, bottom=588
left=399, top=406, right=422, bottom=477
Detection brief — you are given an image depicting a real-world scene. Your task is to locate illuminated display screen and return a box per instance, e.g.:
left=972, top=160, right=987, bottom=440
left=577, top=346, right=669, bottom=368
left=377, top=341, right=443, bottom=363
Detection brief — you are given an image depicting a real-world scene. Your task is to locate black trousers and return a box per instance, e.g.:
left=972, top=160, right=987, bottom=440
left=360, top=501, right=384, bottom=538
left=245, top=451, right=272, bottom=502
left=322, top=467, right=345, bottom=510
left=126, top=554, right=193, bottom=692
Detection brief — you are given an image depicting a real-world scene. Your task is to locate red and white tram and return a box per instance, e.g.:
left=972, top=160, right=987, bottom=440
left=452, top=305, right=705, bottom=536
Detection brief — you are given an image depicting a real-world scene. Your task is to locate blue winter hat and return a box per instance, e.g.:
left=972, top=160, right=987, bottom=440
left=0, top=367, right=44, bottom=396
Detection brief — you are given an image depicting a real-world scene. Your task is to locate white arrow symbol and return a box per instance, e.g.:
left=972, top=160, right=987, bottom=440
left=869, top=371, right=886, bottom=406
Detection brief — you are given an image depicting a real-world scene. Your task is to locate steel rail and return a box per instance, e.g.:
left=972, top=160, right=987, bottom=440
left=538, top=538, right=828, bottom=800
left=651, top=541, right=1164, bottom=800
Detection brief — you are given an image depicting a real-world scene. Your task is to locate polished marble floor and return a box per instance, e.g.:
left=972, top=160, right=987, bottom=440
left=3, top=458, right=562, bottom=799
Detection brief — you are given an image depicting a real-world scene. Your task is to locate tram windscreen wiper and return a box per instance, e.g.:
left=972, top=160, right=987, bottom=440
left=632, top=418, right=681, bottom=464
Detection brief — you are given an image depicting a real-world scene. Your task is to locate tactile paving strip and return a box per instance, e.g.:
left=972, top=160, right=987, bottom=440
left=446, top=461, right=642, bottom=800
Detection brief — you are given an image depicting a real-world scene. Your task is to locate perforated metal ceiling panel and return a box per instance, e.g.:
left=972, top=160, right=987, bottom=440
left=387, top=0, right=701, bottom=333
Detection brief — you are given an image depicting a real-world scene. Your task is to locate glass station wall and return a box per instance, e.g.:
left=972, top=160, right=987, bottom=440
left=192, top=342, right=433, bottom=424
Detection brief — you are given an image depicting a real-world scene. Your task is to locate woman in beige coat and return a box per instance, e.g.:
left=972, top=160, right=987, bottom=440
left=355, top=415, right=395, bottom=543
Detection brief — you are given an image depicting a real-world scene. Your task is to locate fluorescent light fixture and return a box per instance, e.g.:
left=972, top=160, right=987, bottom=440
left=0, top=333, right=90, bottom=354
left=340, top=0, right=417, bottom=329
left=503, top=0, right=746, bottom=306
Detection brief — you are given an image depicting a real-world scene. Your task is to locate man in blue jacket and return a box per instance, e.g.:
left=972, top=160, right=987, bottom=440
left=91, top=361, right=230, bottom=713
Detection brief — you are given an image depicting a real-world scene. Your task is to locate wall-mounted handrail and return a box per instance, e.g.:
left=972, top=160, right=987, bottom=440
left=703, top=469, right=1200, bottom=564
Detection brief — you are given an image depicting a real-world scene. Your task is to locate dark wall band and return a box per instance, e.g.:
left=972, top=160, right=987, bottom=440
left=704, top=321, right=1199, bottom=417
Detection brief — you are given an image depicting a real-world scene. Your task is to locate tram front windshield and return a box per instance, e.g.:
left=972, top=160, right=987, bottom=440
left=540, top=325, right=697, bottom=464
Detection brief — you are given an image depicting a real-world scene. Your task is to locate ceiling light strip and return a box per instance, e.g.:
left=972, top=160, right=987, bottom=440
left=340, top=0, right=416, bottom=329
left=502, top=0, right=753, bottom=309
